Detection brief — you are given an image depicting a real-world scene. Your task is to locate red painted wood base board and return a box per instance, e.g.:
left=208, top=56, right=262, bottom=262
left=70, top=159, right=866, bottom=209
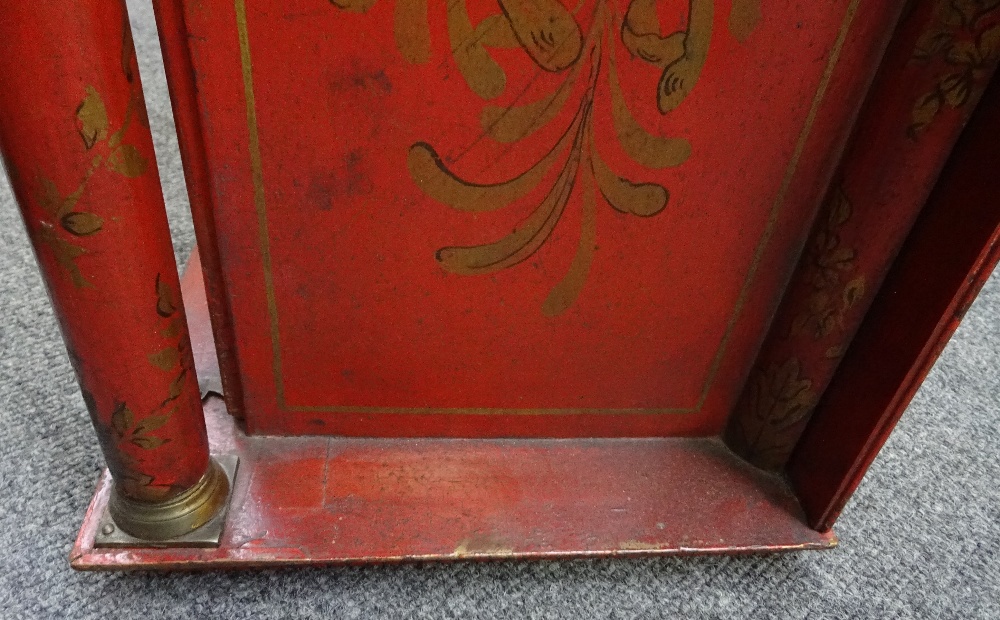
left=69, top=254, right=834, bottom=569
left=71, top=399, right=834, bottom=569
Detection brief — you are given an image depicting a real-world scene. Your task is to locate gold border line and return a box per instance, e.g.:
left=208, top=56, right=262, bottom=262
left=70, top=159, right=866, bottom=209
left=693, top=0, right=862, bottom=410
left=236, top=0, right=285, bottom=406
left=235, top=0, right=861, bottom=415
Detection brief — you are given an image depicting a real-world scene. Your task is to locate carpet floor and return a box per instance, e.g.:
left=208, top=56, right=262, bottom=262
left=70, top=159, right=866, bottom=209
left=1, top=2, right=998, bottom=618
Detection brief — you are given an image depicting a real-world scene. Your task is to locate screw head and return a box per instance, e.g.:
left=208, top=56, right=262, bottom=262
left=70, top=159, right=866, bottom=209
left=101, top=523, right=115, bottom=536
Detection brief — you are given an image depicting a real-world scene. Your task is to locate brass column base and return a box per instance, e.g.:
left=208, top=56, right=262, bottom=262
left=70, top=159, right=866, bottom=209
left=95, top=455, right=238, bottom=548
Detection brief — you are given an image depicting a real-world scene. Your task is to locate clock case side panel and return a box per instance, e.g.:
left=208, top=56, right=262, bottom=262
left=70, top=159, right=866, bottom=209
left=725, top=1, right=1000, bottom=470
left=151, top=0, right=246, bottom=419
left=151, top=0, right=915, bottom=438
left=787, top=71, right=1000, bottom=531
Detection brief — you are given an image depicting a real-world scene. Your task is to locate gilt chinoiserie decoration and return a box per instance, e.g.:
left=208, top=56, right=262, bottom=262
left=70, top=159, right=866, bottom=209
left=726, top=0, right=1000, bottom=470
left=0, top=0, right=233, bottom=543
left=402, top=0, right=738, bottom=316
left=0, top=0, right=998, bottom=569
left=203, top=0, right=891, bottom=439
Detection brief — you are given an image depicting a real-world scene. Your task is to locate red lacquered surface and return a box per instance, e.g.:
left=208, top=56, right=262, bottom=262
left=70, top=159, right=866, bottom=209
left=159, top=0, right=907, bottom=437
left=71, top=399, right=836, bottom=569
left=789, top=72, right=1000, bottom=531
left=154, top=0, right=247, bottom=419
left=184, top=249, right=225, bottom=397
left=0, top=1, right=210, bottom=503
left=70, top=260, right=834, bottom=569
left=725, top=0, right=1000, bottom=469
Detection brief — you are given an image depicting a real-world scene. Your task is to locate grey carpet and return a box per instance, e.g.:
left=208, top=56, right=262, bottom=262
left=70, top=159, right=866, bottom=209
left=1, top=2, right=998, bottom=618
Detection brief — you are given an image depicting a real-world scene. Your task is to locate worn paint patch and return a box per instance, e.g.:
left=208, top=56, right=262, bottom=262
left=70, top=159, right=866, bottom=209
left=452, top=534, right=515, bottom=557
left=619, top=539, right=662, bottom=551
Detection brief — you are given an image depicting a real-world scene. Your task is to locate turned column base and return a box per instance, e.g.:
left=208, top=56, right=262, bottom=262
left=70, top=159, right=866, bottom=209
left=94, top=455, right=239, bottom=548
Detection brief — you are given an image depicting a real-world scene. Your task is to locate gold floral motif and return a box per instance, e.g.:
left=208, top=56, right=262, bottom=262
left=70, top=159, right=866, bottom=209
left=790, top=186, right=866, bottom=344
left=909, top=0, right=1000, bottom=136
left=730, top=358, right=817, bottom=468
left=150, top=273, right=192, bottom=406
left=327, top=0, right=760, bottom=314
left=85, top=389, right=157, bottom=498
left=731, top=186, right=861, bottom=467
left=108, top=400, right=171, bottom=498
left=88, top=275, right=191, bottom=500
left=33, top=15, right=149, bottom=288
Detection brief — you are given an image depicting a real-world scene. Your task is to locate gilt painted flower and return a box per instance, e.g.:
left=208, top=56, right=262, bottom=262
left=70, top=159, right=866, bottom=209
left=328, top=0, right=761, bottom=314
